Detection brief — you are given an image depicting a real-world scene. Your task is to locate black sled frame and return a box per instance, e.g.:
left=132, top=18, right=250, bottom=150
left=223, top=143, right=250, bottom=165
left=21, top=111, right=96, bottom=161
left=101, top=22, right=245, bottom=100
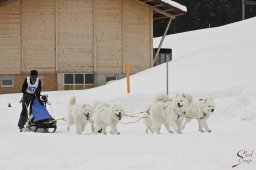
left=24, top=96, right=57, bottom=133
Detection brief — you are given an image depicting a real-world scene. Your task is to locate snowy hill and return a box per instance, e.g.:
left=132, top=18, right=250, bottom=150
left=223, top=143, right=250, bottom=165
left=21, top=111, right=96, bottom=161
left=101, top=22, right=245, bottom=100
left=1, top=17, right=256, bottom=170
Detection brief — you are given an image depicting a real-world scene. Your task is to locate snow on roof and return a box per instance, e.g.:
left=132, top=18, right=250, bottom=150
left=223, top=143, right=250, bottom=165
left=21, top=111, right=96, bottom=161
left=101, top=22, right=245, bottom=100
left=161, top=0, right=187, bottom=12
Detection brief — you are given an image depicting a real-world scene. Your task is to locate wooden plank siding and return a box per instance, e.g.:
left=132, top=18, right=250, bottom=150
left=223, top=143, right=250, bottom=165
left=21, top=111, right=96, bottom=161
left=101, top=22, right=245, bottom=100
left=57, top=0, right=94, bottom=72
left=0, top=0, right=21, bottom=74
left=0, top=0, right=152, bottom=74
left=123, top=0, right=151, bottom=73
left=95, top=0, right=122, bottom=73
left=22, top=0, right=56, bottom=71
left=0, top=0, right=153, bottom=92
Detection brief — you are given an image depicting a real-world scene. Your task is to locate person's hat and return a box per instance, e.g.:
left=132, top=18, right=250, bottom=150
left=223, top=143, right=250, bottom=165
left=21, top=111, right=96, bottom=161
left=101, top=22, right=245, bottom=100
left=30, top=70, right=38, bottom=77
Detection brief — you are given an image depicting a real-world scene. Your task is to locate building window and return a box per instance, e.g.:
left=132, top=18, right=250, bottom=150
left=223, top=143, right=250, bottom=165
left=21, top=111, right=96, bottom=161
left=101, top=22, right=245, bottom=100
left=153, top=48, right=172, bottom=66
left=64, top=73, right=94, bottom=90
left=75, top=74, right=84, bottom=84
left=1, top=77, right=14, bottom=87
left=64, top=74, right=74, bottom=84
left=106, top=76, right=117, bottom=83
left=85, top=74, right=94, bottom=84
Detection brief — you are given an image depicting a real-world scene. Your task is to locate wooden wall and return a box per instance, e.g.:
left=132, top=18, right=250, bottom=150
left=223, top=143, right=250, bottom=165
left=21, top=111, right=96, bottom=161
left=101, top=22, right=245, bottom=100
left=95, top=0, right=122, bottom=73
left=22, top=0, right=56, bottom=72
left=0, top=0, right=152, bottom=75
left=57, top=0, right=94, bottom=72
left=123, top=0, right=151, bottom=73
left=0, top=0, right=21, bottom=74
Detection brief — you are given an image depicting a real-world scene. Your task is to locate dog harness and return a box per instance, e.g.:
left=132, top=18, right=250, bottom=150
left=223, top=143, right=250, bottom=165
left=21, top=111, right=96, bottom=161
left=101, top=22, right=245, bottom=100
left=83, top=113, right=90, bottom=120
left=185, top=112, right=207, bottom=119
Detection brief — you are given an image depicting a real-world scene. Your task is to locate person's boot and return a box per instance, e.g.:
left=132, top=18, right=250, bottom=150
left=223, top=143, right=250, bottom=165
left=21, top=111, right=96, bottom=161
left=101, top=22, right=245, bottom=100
left=19, top=127, right=25, bottom=132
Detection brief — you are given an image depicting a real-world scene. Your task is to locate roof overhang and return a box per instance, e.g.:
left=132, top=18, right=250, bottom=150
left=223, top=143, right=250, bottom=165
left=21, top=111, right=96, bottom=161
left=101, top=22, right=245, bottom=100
left=0, top=0, right=16, bottom=7
left=136, top=0, right=187, bottom=20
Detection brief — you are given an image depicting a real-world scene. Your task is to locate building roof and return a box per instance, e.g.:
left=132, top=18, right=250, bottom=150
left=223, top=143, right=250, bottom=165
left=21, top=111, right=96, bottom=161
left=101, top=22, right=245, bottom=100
left=137, top=0, right=187, bottom=20
left=0, top=0, right=15, bottom=7
left=1, top=0, right=186, bottom=20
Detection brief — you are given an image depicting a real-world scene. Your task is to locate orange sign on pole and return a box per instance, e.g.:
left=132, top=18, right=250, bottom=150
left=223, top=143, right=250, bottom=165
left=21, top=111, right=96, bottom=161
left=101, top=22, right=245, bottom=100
left=126, top=64, right=130, bottom=94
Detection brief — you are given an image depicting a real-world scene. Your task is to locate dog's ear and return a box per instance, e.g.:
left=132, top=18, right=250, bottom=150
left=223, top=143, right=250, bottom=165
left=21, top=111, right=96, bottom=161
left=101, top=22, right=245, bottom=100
left=204, top=98, right=208, bottom=103
left=182, top=93, right=186, bottom=98
left=83, top=104, right=86, bottom=108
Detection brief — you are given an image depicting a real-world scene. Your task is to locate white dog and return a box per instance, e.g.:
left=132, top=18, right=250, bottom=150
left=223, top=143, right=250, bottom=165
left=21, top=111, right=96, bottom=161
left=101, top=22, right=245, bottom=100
left=145, top=93, right=172, bottom=134
left=93, top=102, right=124, bottom=135
left=183, top=97, right=215, bottom=132
left=165, top=93, right=193, bottom=134
left=66, top=96, right=94, bottom=135
left=142, top=108, right=154, bottom=134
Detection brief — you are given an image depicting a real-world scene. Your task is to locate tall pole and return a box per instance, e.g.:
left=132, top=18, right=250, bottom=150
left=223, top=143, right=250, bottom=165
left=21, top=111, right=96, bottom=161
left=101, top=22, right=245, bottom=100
left=242, top=0, right=245, bottom=20
left=166, top=57, right=169, bottom=95
left=166, top=54, right=171, bottom=96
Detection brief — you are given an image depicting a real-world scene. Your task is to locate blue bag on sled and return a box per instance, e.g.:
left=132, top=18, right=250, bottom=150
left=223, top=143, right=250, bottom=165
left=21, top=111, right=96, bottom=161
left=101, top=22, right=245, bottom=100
left=31, top=99, right=57, bottom=132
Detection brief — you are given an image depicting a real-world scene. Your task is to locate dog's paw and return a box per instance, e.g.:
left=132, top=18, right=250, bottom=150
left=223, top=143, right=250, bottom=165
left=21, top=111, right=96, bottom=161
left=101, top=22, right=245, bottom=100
left=199, top=129, right=204, bottom=133
left=208, top=130, right=212, bottom=132
left=117, top=132, right=120, bottom=135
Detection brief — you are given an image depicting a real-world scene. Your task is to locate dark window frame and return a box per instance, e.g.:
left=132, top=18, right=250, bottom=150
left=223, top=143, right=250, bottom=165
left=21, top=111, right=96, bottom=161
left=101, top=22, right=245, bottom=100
left=64, top=73, right=94, bottom=90
left=105, top=76, right=117, bottom=83
left=1, top=77, right=14, bottom=87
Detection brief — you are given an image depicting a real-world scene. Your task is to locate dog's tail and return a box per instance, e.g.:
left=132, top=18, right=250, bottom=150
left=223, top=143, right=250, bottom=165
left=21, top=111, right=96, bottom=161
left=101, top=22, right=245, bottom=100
left=69, top=96, right=76, bottom=106
left=154, top=93, right=169, bottom=103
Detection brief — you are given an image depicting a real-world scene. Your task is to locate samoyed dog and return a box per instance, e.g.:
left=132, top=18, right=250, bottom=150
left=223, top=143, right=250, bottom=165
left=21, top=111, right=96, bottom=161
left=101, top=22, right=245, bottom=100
left=142, top=107, right=154, bottom=134
left=66, top=96, right=94, bottom=135
left=93, top=102, right=124, bottom=135
left=165, top=93, right=193, bottom=134
left=145, top=93, right=172, bottom=134
left=183, top=97, right=215, bottom=132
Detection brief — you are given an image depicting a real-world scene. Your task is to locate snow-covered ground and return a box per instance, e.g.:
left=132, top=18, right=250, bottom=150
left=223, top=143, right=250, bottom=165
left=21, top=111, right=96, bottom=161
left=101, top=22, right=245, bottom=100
left=1, top=17, right=256, bottom=170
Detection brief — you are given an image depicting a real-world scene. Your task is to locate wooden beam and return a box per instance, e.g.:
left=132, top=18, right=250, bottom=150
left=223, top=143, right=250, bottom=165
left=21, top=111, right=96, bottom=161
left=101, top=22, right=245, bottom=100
left=150, top=6, right=153, bottom=67
left=55, top=0, right=58, bottom=72
left=143, top=0, right=152, bottom=2
left=122, top=0, right=125, bottom=73
left=153, top=16, right=167, bottom=20
left=93, top=0, right=96, bottom=73
left=0, top=0, right=16, bottom=7
left=153, top=4, right=163, bottom=7
left=20, top=0, right=23, bottom=72
left=153, top=17, right=172, bottom=65
left=135, top=0, right=175, bottom=19
left=152, top=6, right=175, bottom=19
left=141, top=0, right=153, bottom=2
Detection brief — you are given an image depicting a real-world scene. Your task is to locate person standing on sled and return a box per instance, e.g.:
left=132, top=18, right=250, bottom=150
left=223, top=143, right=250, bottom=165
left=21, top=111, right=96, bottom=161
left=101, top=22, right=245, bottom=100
left=18, top=70, right=42, bottom=132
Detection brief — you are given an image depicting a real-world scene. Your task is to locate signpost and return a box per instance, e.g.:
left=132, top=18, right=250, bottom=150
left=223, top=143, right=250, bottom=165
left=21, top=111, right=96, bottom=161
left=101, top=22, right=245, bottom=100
left=126, top=64, right=130, bottom=94
left=166, top=54, right=172, bottom=95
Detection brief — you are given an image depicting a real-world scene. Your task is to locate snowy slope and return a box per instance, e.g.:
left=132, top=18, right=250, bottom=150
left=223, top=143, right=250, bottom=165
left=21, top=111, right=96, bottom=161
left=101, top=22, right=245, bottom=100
left=1, top=17, right=256, bottom=170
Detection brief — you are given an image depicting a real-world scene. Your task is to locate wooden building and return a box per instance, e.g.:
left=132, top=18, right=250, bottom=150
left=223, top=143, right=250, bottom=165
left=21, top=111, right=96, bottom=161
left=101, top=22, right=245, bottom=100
left=0, top=0, right=186, bottom=93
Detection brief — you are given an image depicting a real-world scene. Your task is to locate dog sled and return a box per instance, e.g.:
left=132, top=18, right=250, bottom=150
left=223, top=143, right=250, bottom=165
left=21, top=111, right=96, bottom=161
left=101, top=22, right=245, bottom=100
left=24, top=96, right=57, bottom=133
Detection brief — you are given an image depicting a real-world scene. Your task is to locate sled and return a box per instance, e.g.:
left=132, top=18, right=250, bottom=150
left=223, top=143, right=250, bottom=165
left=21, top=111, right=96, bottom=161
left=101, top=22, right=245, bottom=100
left=28, top=99, right=57, bottom=133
